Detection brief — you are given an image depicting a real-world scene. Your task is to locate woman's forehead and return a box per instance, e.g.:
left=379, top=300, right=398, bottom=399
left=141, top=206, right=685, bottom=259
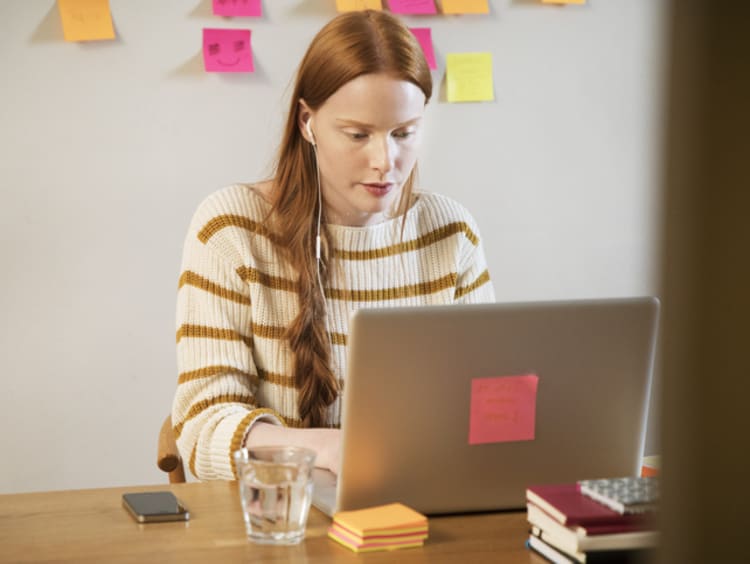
left=317, top=73, right=426, bottom=126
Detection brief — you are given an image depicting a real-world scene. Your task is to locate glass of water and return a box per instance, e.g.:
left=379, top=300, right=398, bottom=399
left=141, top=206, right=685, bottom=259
left=233, top=446, right=317, bottom=545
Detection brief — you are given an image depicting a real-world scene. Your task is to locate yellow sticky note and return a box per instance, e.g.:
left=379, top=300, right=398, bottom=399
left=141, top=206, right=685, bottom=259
left=58, top=0, right=115, bottom=42
left=541, top=0, right=586, bottom=5
left=446, top=52, right=494, bottom=103
left=336, top=0, right=383, bottom=11
left=441, top=0, right=490, bottom=14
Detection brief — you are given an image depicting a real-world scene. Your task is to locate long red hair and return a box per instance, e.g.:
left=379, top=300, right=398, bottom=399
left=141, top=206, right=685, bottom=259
left=268, top=10, right=433, bottom=427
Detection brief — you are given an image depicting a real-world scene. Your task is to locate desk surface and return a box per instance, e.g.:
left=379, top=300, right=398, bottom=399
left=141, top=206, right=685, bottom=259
left=0, top=481, right=545, bottom=563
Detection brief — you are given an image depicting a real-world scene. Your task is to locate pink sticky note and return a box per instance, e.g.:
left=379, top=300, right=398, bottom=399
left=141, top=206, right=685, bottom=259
left=212, top=0, right=262, bottom=17
left=468, top=374, right=539, bottom=445
left=203, top=29, right=254, bottom=73
left=410, top=28, right=436, bottom=70
left=388, top=0, right=437, bottom=15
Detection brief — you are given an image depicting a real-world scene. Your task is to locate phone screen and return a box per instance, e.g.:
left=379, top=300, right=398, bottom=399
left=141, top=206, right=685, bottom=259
left=122, top=491, right=189, bottom=523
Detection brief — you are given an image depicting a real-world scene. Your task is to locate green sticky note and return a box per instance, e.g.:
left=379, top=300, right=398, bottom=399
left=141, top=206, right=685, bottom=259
left=446, top=52, right=494, bottom=103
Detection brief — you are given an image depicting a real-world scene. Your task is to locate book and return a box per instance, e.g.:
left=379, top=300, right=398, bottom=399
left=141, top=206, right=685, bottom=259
left=526, top=483, right=648, bottom=527
left=527, top=534, right=655, bottom=564
left=578, top=477, right=659, bottom=515
left=527, top=504, right=658, bottom=552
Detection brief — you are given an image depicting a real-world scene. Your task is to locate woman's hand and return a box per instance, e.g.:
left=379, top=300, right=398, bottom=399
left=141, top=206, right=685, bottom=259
left=245, top=422, right=342, bottom=474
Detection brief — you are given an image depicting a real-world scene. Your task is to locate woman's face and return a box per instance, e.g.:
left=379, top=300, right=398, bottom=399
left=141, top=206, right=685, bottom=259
left=302, top=73, right=426, bottom=227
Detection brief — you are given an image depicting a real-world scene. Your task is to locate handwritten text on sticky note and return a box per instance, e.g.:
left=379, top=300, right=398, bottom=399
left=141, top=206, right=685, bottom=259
left=469, top=374, right=539, bottom=445
left=446, top=52, right=494, bottom=102
left=57, top=0, right=115, bottom=42
left=388, top=0, right=437, bottom=15
left=441, top=0, right=490, bottom=14
left=409, top=28, right=437, bottom=70
left=203, top=29, right=254, bottom=73
left=336, top=0, right=383, bottom=11
left=213, top=0, right=262, bottom=17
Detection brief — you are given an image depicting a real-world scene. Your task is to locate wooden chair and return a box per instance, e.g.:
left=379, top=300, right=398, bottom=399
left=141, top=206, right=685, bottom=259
left=157, top=415, right=186, bottom=483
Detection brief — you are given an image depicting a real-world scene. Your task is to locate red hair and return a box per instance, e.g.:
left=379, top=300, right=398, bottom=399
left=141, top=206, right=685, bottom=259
left=268, top=10, right=433, bottom=427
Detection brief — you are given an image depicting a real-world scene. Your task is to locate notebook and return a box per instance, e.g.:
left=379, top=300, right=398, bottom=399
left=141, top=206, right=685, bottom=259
left=312, top=297, right=659, bottom=516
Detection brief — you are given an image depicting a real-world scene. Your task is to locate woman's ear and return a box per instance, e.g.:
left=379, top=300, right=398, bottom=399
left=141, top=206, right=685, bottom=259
left=298, top=99, right=315, bottom=145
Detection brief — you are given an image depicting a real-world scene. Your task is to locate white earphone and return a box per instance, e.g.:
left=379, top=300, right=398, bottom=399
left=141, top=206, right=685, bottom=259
left=305, top=118, right=316, bottom=146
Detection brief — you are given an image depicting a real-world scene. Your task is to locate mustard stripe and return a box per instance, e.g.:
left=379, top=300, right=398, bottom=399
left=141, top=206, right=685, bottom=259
left=174, top=393, right=256, bottom=440
left=179, top=271, right=250, bottom=306
left=230, top=408, right=287, bottom=478
left=257, top=367, right=295, bottom=388
left=455, top=269, right=491, bottom=299
left=326, top=273, right=457, bottom=302
left=252, top=323, right=287, bottom=340
left=330, top=332, right=347, bottom=346
left=334, top=222, right=479, bottom=261
left=177, top=365, right=258, bottom=385
left=237, top=266, right=297, bottom=293
left=176, top=324, right=253, bottom=348
left=197, top=214, right=273, bottom=244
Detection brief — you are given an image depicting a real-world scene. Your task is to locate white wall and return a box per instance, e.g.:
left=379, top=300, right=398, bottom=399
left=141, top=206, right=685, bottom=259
left=0, top=0, right=667, bottom=493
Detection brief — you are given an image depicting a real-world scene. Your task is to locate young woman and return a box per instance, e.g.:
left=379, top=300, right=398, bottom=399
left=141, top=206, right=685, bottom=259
left=173, top=10, right=495, bottom=480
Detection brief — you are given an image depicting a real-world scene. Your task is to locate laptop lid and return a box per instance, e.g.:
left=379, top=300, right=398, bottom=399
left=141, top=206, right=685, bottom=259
left=318, top=297, right=659, bottom=516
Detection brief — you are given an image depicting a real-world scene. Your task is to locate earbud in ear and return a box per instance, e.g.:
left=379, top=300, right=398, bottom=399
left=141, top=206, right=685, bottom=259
left=305, top=119, right=316, bottom=146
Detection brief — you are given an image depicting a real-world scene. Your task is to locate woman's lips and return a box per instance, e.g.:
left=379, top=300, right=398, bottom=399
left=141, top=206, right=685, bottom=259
left=361, top=182, right=394, bottom=197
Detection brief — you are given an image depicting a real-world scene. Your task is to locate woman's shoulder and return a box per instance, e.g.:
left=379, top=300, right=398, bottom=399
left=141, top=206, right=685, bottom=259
left=410, top=190, right=481, bottom=230
left=189, top=183, right=271, bottom=229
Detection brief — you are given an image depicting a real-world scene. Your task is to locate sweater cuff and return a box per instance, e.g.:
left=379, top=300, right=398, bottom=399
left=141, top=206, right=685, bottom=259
left=205, top=408, right=287, bottom=480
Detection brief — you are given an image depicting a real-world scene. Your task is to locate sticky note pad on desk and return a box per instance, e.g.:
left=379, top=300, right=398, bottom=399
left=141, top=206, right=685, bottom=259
left=328, top=503, right=428, bottom=552
left=446, top=52, right=494, bottom=102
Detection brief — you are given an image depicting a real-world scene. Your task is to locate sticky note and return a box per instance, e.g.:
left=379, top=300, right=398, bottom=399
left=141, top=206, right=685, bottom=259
left=468, top=374, right=539, bottom=445
left=446, top=52, right=494, bottom=102
left=212, top=0, right=262, bottom=17
left=203, top=29, right=254, bottom=73
left=387, top=0, right=437, bottom=15
left=409, top=28, right=437, bottom=70
left=336, top=0, right=383, bottom=11
left=57, top=0, right=115, bottom=42
left=441, top=0, right=490, bottom=14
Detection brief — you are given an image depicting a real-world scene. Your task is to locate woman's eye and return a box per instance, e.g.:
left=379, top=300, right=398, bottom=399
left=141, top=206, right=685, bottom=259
left=350, top=132, right=369, bottom=140
left=393, top=130, right=414, bottom=139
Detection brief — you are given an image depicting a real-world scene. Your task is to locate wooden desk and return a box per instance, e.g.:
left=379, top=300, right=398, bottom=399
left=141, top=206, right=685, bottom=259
left=0, top=481, right=545, bottom=563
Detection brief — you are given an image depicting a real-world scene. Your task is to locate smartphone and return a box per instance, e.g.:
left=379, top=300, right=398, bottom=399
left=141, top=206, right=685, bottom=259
left=122, top=491, right=190, bottom=523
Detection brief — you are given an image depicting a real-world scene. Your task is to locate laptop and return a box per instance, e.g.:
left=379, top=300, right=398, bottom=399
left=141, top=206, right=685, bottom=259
left=312, top=297, right=660, bottom=516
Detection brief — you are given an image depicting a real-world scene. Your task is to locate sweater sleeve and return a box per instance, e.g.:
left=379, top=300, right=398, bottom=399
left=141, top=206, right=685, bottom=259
left=454, top=216, right=496, bottom=304
left=172, top=210, right=285, bottom=481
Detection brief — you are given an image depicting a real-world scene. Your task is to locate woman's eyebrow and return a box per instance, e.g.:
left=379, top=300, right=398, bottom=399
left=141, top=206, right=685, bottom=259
left=334, top=117, right=422, bottom=128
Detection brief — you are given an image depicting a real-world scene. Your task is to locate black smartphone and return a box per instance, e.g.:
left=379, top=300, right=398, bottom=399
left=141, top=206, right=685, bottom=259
left=122, top=491, right=190, bottom=523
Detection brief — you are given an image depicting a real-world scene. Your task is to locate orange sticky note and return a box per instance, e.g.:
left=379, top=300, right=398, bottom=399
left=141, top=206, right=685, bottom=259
left=441, top=0, right=490, bottom=14
left=336, top=0, right=383, bottom=11
left=333, top=503, right=427, bottom=537
left=542, top=0, right=586, bottom=5
left=468, top=374, right=539, bottom=445
left=57, top=0, right=115, bottom=42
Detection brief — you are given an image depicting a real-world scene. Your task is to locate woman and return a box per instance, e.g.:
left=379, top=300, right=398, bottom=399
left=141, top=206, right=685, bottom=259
left=173, top=10, right=495, bottom=481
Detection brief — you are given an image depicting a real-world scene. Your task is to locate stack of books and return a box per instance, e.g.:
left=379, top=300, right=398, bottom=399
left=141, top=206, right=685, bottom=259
left=525, top=478, right=658, bottom=563
left=327, top=502, right=428, bottom=553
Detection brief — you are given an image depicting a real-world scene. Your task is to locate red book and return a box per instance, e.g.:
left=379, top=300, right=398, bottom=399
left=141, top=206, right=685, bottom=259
left=526, top=483, right=648, bottom=527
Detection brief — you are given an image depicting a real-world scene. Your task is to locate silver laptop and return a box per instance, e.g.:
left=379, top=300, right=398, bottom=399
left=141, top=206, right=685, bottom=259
left=312, top=297, right=659, bottom=516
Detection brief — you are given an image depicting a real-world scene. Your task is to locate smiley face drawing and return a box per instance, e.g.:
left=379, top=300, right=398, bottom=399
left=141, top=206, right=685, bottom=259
left=203, top=29, right=254, bottom=73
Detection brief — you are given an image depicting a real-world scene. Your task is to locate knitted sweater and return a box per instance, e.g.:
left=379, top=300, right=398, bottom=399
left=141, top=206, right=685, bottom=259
left=173, top=184, right=495, bottom=480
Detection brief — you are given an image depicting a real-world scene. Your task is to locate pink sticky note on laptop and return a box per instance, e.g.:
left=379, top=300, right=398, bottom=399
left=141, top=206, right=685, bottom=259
left=468, top=374, right=539, bottom=445
left=212, top=0, right=262, bottom=17
left=409, top=28, right=437, bottom=70
left=388, top=0, right=437, bottom=15
left=203, top=29, right=254, bottom=73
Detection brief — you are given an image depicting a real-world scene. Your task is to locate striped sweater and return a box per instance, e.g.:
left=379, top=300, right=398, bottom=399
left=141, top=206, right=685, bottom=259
left=173, top=184, right=495, bottom=480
